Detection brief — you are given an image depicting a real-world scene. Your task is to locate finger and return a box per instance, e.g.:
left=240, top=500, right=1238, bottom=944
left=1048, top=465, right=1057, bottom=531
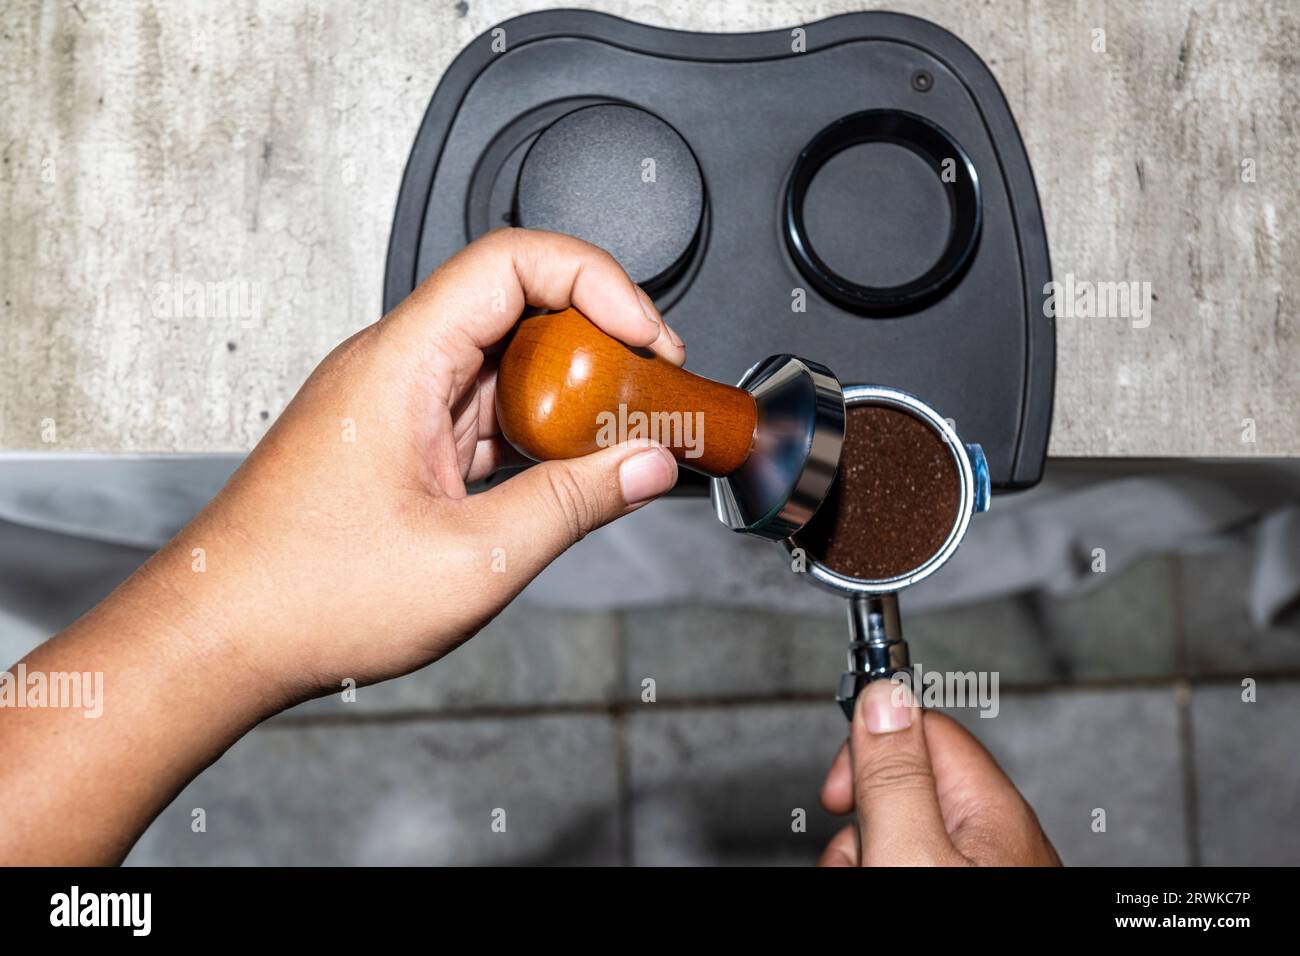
left=819, top=738, right=853, bottom=815
left=471, top=363, right=502, bottom=440
left=467, top=439, right=678, bottom=589
left=394, top=228, right=681, bottom=364
left=849, top=680, right=960, bottom=866
left=634, top=285, right=685, bottom=367
left=925, top=712, right=1025, bottom=830
left=817, top=823, right=860, bottom=867
left=923, top=712, right=1060, bottom=865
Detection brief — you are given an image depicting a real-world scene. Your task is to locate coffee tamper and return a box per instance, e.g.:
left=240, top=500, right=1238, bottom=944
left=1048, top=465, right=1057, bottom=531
left=495, top=311, right=989, bottom=718
left=778, top=385, right=992, bottom=719
left=496, top=308, right=845, bottom=540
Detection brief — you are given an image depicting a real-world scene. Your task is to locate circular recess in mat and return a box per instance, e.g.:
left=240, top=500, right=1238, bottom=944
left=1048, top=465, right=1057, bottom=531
left=785, top=109, right=981, bottom=316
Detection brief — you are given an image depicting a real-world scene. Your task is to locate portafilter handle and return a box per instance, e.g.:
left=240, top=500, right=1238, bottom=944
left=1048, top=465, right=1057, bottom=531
left=836, top=592, right=909, bottom=720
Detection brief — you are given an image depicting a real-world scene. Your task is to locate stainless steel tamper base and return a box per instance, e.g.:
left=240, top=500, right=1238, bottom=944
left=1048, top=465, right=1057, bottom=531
left=710, top=355, right=845, bottom=540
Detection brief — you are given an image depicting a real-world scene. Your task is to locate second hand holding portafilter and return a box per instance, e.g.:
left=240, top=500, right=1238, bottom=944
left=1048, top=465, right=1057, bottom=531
left=495, top=308, right=845, bottom=540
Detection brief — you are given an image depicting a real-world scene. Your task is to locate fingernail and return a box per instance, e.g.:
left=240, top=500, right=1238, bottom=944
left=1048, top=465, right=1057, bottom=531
left=663, top=322, right=684, bottom=349
left=635, top=287, right=661, bottom=327
left=864, top=679, right=913, bottom=734
left=619, top=445, right=676, bottom=504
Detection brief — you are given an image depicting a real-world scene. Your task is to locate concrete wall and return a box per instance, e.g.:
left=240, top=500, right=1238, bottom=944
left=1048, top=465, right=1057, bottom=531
left=2, top=0, right=1296, bottom=455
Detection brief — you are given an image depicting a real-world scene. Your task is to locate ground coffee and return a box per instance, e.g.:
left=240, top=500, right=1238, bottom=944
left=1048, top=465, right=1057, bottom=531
left=794, top=403, right=960, bottom=580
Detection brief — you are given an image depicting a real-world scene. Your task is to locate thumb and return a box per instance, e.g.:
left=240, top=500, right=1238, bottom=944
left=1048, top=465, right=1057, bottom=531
left=470, top=439, right=677, bottom=583
left=849, top=680, right=964, bottom=866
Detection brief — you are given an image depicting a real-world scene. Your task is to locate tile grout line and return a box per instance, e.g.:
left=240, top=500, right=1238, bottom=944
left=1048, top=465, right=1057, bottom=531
left=612, top=609, right=634, bottom=868
left=1175, top=680, right=1201, bottom=866
left=265, top=668, right=1300, bottom=728
left=1171, top=557, right=1202, bottom=867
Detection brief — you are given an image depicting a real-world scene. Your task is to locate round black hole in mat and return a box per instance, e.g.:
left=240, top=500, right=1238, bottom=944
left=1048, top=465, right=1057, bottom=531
left=785, top=110, right=981, bottom=316
left=515, top=103, right=705, bottom=291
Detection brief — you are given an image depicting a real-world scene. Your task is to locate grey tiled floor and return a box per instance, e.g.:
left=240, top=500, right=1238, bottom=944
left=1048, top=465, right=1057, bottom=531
left=126, top=556, right=1300, bottom=864
left=128, top=715, right=623, bottom=866
left=1182, top=532, right=1300, bottom=676
left=946, top=688, right=1188, bottom=865
left=625, top=703, right=846, bottom=866
left=1191, top=679, right=1300, bottom=866
left=4, top=514, right=1299, bottom=866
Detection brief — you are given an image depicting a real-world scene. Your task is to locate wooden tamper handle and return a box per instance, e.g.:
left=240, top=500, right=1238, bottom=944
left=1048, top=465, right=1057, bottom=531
left=495, top=308, right=757, bottom=477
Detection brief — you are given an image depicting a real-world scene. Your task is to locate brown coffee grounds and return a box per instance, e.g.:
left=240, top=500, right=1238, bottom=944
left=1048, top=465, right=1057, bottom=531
left=793, top=404, right=960, bottom=580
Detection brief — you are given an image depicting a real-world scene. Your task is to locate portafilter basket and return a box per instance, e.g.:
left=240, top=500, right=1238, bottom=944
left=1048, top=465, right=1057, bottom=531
left=783, top=385, right=991, bottom=719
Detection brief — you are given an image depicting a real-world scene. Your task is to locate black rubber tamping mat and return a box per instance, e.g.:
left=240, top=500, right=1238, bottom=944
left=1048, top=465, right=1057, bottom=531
left=386, top=10, right=1054, bottom=490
